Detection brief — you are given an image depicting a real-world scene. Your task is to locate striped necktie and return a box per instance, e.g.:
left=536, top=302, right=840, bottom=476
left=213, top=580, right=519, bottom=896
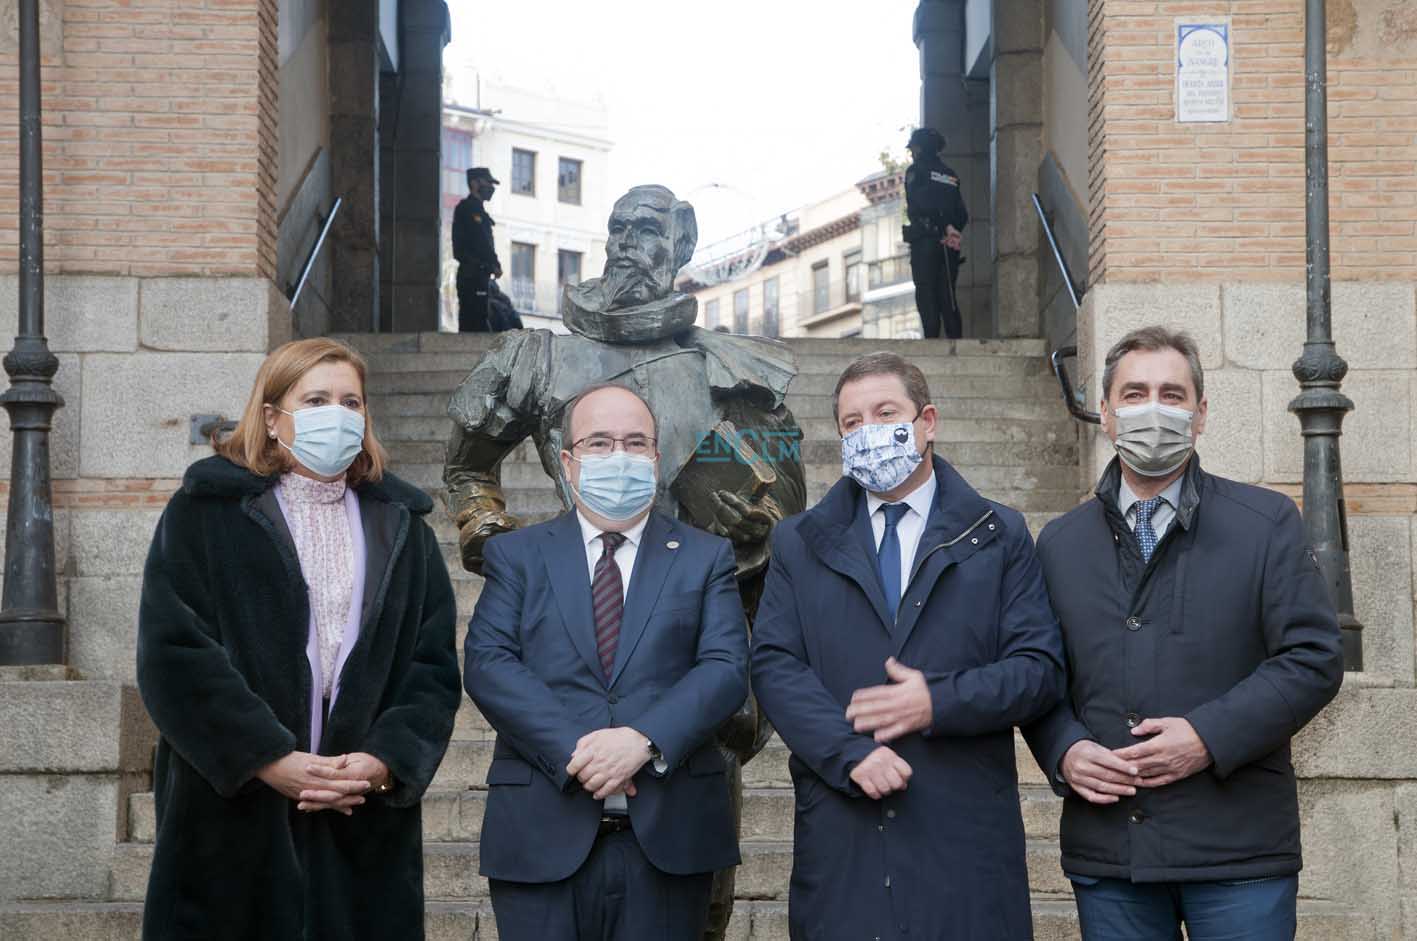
left=592, top=532, right=627, bottom=681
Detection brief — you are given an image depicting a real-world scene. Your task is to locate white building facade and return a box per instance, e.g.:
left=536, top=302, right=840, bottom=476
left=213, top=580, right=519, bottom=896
left=682, top=175, right=926, bottom=340
left=440, top=79, right=613, bottom=331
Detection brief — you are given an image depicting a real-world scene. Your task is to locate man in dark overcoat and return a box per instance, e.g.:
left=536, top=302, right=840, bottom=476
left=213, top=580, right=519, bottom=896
left=1023, top=326, right=1344, bottom=939
left=751, top=351, right=1066, bottom=940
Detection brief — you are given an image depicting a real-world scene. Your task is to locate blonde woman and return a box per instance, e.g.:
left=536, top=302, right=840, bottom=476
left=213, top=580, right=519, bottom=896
left=136, top=337, right=460, bottom=940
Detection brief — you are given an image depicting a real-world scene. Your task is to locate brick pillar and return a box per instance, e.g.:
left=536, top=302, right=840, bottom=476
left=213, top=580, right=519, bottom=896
left=327, top=0, right=381, bottom=333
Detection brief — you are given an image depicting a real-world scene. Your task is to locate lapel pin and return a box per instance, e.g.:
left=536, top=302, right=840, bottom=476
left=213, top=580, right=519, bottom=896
left=666, top=540, right=680, bottom=550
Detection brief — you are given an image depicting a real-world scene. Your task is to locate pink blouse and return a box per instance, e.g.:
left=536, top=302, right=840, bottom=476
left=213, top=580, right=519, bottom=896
left=276, top=474, right=356, bottom=699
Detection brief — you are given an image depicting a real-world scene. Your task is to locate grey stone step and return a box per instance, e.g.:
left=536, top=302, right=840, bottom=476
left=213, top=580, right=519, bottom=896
left=342, top=332, right=1049, bottom=359
left=374, top=403, right=1080, bottom=446
left=399, top=457, right=1079, bottom=496
left=364, top=348, right=1055, bottom=381
left=127, top=734, right=1059, bottom=843
left=368, top=377, right=1066, bottom=420
left=380, top=437, right=1078, bottom=473
left=367, top=354, right=1053, bottom=399
left=109, top=837, right=1069, bottom=906
left=126, top=783, right=1057, bottom=849
left=0, top=899, right=1378, bottom=941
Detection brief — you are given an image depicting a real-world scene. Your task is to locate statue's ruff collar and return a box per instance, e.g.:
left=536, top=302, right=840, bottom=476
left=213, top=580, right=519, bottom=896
left=562, top=279, right=699, bottom=344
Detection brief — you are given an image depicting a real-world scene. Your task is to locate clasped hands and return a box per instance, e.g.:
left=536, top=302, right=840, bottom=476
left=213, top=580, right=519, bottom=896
left=256, top=751, right=391, bottom=816
left=566, top=727, right=653, bottom=800
left=843, top=657, right=932, bottom=800
left=1061, top=717, right=1213, bottom=805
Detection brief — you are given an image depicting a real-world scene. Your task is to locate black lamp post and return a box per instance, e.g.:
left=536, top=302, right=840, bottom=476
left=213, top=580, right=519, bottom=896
left=1289, top=0, right=1363, bottom=670
left=0, top=0, right=67, bottom=666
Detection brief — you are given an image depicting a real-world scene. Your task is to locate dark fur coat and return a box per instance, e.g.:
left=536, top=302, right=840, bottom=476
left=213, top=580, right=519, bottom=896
left=136, top=456, right=460, bottom=940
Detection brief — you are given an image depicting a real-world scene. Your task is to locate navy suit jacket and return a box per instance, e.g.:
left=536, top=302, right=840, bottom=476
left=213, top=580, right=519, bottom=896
left=751, top=456, right=1066, bottom=940
left=465, top=510, right=748, bottom=883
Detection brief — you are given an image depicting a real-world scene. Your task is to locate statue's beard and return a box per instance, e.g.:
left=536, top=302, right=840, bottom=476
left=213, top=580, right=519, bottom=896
left=603, top=260, right=671, bottom=310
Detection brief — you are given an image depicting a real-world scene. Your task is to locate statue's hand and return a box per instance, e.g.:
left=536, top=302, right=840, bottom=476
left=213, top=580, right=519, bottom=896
left=458, top=510, right=520, bottom=574
left=707, top=491, right=779, bottom=547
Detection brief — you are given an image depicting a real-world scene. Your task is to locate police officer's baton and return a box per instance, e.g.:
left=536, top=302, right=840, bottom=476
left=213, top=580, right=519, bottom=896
left=943, top=243, right=960, bottom=318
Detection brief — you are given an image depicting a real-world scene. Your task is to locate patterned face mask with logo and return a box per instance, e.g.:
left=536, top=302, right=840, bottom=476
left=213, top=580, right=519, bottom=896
left=841, top=419, right=924, bottom=494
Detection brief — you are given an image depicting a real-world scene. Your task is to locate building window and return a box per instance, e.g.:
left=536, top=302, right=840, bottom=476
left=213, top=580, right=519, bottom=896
left=762, top=277, right=780, bottom=337
left=704, top=298, right=720, bottom=329
left=812, top=261, right=830, bottom=314
left=733, top=289, right=749, bottom=334
left=558, top=249, right=583, bottom=287
left=845, top=251, right=862, bottom=303
left=558, top=158, right=583, bottom=205
left=510, top=242, right=536, bottom=311
left=512, top=148, right=537, bottom=196
left=442, top=129, right=473, bottom=198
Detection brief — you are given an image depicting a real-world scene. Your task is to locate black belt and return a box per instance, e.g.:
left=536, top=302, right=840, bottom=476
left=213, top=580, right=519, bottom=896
left=597, top=815, right=633, bottom=836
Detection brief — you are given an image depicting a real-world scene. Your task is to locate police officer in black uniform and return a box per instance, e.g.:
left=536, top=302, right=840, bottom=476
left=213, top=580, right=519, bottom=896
left=452, top=167, right=503, bottom=333
left=903, top=127, right=969, bottom=338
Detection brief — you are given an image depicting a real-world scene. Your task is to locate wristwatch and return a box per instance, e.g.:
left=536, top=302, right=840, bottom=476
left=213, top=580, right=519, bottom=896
left=375, top=775, right=395, bottom=795
left=646, top=739, right=662, bottom=763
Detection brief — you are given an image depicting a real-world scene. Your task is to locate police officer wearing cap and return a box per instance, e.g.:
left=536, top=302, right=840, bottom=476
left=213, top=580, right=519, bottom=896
left=903, top=128, right=969, bottom=339
left=453, top=167, right=504, bottom=333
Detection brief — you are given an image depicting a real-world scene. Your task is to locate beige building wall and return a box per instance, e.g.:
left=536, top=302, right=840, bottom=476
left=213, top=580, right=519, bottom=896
left=439, top=79, right=612, bottom=332
left=689, top=188, right=868, bottom=339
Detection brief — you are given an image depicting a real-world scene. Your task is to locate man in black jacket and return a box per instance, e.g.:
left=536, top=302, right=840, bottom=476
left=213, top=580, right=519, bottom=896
left=1024, top=326, right=1343, bottom=940
left=452, top=166, right=503, bottom=333
left=903, top=127, right=968, bottom=339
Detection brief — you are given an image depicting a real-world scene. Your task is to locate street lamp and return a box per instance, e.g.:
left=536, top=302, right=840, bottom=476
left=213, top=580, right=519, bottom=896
left=0, top=0, right=67, bottom=665
left=1289, top=0, right=1363, bottom=670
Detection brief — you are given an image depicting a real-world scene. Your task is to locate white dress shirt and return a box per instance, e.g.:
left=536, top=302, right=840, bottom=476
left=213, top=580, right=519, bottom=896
left=573, top=509, right=655, bottom=812
left=865, top=469, right=938, bottom=600
left=1117, top=474, right=1184, bottom=542
left=576, top=509, right=647, bottom=599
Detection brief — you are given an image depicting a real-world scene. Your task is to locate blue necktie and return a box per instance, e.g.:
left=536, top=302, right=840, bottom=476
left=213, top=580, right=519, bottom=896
left=877, top=503, right=910, bottom=623
left=1134, top=497, right=1162, bottom=563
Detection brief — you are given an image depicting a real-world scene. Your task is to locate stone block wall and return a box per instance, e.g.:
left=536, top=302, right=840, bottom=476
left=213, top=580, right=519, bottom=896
left=0, top=0, right=281, bottom=278
left=0, top=274, right=289, bottom=681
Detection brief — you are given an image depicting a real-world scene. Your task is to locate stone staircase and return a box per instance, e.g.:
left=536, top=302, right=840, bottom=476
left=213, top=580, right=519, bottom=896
left=0, top=334, right=1377, bottom=939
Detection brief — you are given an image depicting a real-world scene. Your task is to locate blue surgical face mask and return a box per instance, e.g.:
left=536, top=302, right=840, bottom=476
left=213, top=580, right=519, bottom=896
left=278, top=405, right=365, bottom=478
left=841, top=418, right=924, bottom=494
left=571, top=451, right=657, bottom=521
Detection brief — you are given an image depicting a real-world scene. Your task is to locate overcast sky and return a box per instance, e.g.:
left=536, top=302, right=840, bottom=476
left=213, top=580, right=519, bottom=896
left=444, top=0, right=921, bottom=246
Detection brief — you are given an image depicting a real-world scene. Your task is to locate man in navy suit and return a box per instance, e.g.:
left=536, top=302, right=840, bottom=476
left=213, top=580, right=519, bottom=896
left=464, top=382, right=749, bottom=939
left=751, top=352, right=1066, bottom=939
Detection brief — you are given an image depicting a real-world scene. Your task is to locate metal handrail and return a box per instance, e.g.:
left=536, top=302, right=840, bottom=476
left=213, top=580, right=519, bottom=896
left=288, top=195, right=343, bottom=309
left=1050, top=346, right=1099, bottom=425
left=1033, top=193, right=1100, bottom=424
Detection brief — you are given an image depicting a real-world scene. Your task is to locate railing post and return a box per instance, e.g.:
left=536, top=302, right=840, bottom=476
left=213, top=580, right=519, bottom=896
left=1289, top=0, right=1362, bottom=670
left=0, top=0, right=68, bottom=666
